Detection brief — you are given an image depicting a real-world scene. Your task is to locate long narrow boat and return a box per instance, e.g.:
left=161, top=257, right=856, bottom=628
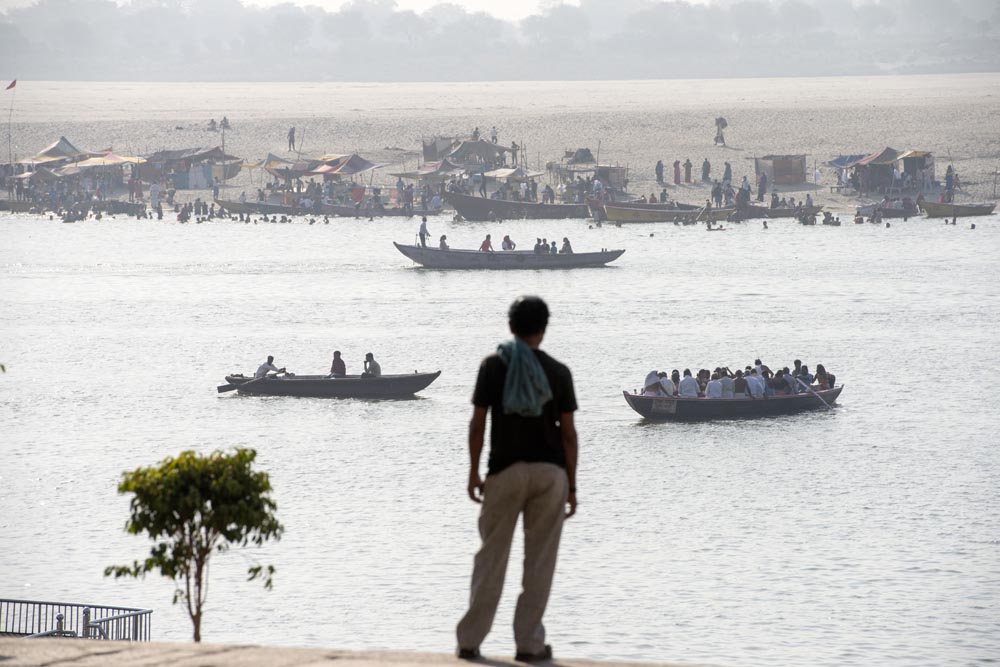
left=0, top=200, right=39, bottom=213
left=446, top=192, right=590, bottom=221
left=224, top=371, right=441, bottom=398
left=920, top=201, right=996, bottom=218
left=215, top=199, right=443, bottom=218
left=622, top=385, right=844, bottom=421
left=602, top=204, right=733, bottom=223
left=394, top=242, right=624, bottom=269
left=742, top=204, right=824, bottom=219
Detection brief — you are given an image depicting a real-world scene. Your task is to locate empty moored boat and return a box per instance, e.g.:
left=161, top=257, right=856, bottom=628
left=919, top=201, right=996, bottom=218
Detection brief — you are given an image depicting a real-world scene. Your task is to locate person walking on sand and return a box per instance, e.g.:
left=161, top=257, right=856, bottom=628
left=456, top=296, right=578, bottom=663
left=287, top=127, right=296, bottom=151
left=673, top=160, right=681, bottom=185
left=683, top=158, right=693, bottom=184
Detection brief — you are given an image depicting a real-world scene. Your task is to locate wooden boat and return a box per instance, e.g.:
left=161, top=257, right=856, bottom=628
left=602, top=204, right=733, bottom=223
left=742, top=204, right=824, bottom=220
left=856, top=201, right=918, bottom=219
left=446, top=192, right=590, bottom=221
left=920, top=201, right=996, bottom=218
left=394, top=242, right=624, bottom=269
left=223, top=371, right=441, bottom=398
left=622, top=385, right=844, bottom=421
left=0, top=200, right=36, bottom=213
left=216, top=199, right=442, bottom=218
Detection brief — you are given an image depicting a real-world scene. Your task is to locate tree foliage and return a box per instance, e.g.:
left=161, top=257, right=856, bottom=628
left=105, top=448, right=283, bottom=642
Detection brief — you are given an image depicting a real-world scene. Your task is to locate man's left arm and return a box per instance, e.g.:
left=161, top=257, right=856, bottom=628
left=560, top=412, right=578, bottom=519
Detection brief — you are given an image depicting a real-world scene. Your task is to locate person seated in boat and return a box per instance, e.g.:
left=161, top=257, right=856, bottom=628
left=746, top=369, right=766, bottom=398
left=362, top=352, right=381, bottom=378
left=641, top=371, right=665, bottom=397
left=221, top=116, right=231, bottom=130
left=656, top=371, right=676, bottom=396
left=814, top=364, right=833, bottom=390
left=771, top=369, right=789, bottom=395
left=533, top=238, right=544, bottom=254
left=678, top=369, right=700, bottom=398
left=255, top=355, right=285, bottom=379
left=479, top=234, right=494, bottom=253
left=705, top=372, right=723, bottom=399
left=717, top=367, right=735, bottom=398
left=732, top=369, right=748, bottom=398
left=330, top=350, right=346, bottom=377
left=550, top=241, right=558, bottom=255
left=797, top=364, right=815, bottom=386
left=208, top=118, right=217, bottom=132
left=501, top=235, right=516, bottom=251
left=670, top=369, right=681, bottom=390
left=805, top=193, right=814, bottom=208
left=559, top=237, right=573, bottom=254
left=439, top=234, right=450, bottom=250
left=770, top=192, right=780, bottom=209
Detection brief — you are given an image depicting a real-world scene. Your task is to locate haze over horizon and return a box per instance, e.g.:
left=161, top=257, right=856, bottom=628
left=1, top=0, right=999, bottom=82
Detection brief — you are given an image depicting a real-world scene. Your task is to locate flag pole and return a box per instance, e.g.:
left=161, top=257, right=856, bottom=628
left=6, top=81, right=15, bottom=198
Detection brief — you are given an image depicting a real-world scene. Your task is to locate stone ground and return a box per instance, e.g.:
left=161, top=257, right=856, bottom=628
left=0, top=640, right=711, bottom=667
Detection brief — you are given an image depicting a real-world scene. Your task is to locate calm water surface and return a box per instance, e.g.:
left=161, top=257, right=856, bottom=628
left=2, top=208, right=998, bottom=667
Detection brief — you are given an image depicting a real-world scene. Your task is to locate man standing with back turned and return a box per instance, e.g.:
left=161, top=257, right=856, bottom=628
left=457, top=296, right=578, bottom=662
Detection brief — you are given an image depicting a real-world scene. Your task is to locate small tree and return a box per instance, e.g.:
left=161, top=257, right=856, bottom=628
left=105, top=448, right=283, bottom=642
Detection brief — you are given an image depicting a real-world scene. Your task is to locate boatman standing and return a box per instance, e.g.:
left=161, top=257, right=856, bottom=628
left=255, top=356, right=285, bottom=378
left=456, top=296, right=578, bottom=662
left=418, top=216, right=430, bottom=248
left=287, top=127, right=296, bottom=151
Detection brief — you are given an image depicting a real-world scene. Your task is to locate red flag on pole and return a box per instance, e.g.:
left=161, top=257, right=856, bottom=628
left=5, top=80, right=15, bottom=90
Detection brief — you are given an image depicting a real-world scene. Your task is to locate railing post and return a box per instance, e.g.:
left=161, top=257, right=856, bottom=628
left=56, top=613, right=64, bottom=634
left=82, top=608, right=90, bottom=639
left=132, top=613, right=139, bottom=641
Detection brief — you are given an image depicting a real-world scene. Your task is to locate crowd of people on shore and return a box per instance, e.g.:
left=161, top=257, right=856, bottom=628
left=640, top=359, right=835, bottom=399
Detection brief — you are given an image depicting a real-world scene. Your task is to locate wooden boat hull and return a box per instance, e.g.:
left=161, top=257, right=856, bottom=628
left=0, top=200, right=36, bottom=213
left=603, top=204, right=733, bottom=223
left=216, top=199, right=443, bottom=218
left=225, top=372, right=441, bottom=398
left=742, top=204, right=824, bottom=219
left=394, top=242, right=623, bottom=269
left=446, top=192, right=590, bottom=221
left=622, top=385, right=844, bottom=421
left=920, top=201, right=996, bottom=218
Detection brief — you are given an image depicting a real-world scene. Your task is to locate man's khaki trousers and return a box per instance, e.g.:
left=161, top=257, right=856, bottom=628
left=456, top=461, right=569, bottom=653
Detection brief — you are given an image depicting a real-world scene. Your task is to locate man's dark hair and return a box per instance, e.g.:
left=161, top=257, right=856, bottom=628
left=267, top=355, right=274, bottom=363
left=508, top=296, right=549, bottom=337
left=683, top=369, right=691, bottom=376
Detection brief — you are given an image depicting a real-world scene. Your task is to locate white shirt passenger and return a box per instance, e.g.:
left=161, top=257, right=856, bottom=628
left=746, top=374, right=765, bottom=398
left=705, top=379, right=723, bottom=399
left=678, top=376, right=700, bottom=398
left=658, top=377, right=676, bottom=396
left=719, top=376, right=734, bottom=398
left=255, top=362, right=280, bottom=378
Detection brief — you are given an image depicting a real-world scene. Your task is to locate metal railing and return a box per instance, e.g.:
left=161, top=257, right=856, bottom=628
left=0, top=598, right=152, bottom=641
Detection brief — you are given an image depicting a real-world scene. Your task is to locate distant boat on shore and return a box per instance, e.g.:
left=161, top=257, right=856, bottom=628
left=919, top=201, right=996, bottom=218
left=445, top=192, right=590, bottom=221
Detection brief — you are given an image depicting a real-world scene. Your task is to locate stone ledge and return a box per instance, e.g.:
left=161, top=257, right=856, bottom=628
left=0, top=639, right=710, bottom=667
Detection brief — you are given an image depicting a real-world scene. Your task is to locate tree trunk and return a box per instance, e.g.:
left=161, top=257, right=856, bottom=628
left=192, top=612, right=201, bottom=642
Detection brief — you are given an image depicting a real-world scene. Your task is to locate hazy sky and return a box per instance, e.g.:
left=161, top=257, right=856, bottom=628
left=1, top=0, right=998, bottom=82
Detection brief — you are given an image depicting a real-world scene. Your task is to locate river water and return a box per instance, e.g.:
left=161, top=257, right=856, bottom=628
left=2, top=77, right=1000, bottom=667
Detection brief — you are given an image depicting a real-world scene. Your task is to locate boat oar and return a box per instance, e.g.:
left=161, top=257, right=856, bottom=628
left=217, top=372, right=282, bottom=394
left=795, top=377, right=833, bottom=410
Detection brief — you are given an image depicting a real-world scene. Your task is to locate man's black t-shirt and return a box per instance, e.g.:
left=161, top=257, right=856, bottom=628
left=472, top=348, right=577, bottom=476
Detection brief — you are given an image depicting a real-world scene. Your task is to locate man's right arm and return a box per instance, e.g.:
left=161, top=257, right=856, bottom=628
left=560, top=412, right=578, bottom=519
left=467, top=406, right=487, bottom=503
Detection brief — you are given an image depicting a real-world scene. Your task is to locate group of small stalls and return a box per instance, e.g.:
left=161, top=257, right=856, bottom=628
left=642, top=361, right=835, bottom=399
